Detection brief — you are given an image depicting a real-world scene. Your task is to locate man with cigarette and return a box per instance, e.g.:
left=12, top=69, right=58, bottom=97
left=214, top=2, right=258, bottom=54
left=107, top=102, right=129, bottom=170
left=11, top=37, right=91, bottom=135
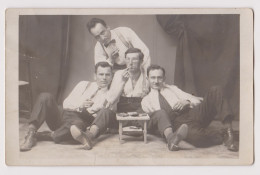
left=20, top=62, right=114, bottom=151
left=141, top=65, right=238, bottom=152
left=87, top=18, right=151, bottom=73
left=70, top=48, right=188, bottom=151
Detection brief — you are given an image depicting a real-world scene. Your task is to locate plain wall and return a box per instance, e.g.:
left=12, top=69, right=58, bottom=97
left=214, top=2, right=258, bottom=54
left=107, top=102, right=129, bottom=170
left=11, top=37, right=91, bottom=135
left=63, top=15, right=177, bottom=99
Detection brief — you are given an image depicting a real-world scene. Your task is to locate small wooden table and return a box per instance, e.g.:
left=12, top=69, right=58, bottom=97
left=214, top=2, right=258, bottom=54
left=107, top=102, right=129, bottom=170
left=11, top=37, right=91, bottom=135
left=116, top=113, right=150, bottom=143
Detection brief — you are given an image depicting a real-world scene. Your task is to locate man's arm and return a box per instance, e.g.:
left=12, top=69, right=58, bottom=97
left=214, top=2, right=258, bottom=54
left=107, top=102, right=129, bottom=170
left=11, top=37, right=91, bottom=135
left=168, top=85, right=203, bottom=108
left=106, top=69, right=129, bottom=106
left=94, top=42, right=114, bottom=66
left=63, top=81, right=89, bottom=110
left=141, top=95, right=156, bottom=113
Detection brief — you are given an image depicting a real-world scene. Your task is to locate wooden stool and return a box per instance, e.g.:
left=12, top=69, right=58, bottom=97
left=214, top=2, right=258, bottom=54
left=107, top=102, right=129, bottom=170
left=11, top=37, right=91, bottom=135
left=116, top=113, right=150, bottom=143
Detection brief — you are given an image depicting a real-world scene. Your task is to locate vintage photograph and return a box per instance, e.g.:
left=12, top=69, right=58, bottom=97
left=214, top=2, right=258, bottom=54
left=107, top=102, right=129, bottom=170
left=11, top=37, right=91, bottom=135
left=5, top=9, right=253, bottom=165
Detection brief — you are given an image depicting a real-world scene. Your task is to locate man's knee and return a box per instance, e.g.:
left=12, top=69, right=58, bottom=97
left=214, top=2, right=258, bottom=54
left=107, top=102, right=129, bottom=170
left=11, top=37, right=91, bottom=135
left=152, top=109, right=169, bottom=119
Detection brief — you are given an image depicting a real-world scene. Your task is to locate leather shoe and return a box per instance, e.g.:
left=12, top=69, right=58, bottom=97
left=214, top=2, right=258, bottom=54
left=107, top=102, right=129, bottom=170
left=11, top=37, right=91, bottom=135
left=167, top=124, right=188, bottom=151
left=20, top=130, right=37, bottom=152
left=70, top=125, right=93, bottom=150
left=223, top=128, right=238, bottom=152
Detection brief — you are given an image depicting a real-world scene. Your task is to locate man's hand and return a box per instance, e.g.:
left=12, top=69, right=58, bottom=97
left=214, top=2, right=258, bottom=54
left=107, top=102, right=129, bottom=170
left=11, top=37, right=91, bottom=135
left=121, top=68, right=130, bottom=82
left=81, top=99, right=94, bottom=109
left=172, top=100, right=190, bottom=112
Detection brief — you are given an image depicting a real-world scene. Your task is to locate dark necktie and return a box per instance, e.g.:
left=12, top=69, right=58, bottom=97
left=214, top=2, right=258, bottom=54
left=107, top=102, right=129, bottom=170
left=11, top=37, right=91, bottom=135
left=158, top=90, right=173, bottom=115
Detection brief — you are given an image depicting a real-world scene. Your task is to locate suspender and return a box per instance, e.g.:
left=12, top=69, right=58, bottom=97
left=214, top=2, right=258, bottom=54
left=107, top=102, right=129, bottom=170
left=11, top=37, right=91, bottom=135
left=114, top=30, right=133, bottom=49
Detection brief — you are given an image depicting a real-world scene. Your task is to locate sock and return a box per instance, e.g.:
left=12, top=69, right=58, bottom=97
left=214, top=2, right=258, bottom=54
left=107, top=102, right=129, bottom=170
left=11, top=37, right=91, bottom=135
left=89, top=125, right=100, bottom=139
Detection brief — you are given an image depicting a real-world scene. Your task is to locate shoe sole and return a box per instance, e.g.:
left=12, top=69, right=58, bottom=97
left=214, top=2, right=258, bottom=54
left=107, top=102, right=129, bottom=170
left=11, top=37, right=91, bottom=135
left=70, top=125, right=92, bottom=150
left=176, top=124, right=188, bottom=141
left=168, top=124, right=189, bottom=151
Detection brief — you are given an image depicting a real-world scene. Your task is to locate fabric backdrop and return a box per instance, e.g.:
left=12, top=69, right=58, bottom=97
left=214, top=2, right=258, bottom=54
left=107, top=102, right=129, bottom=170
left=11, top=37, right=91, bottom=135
left=157, top=15, right=240, bottom=119
left=19, top=16, right=70, bottom=105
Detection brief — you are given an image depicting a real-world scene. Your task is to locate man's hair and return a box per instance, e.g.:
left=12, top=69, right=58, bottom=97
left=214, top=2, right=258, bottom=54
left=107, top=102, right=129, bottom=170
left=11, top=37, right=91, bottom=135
left=95, top=61, right=112, bottom=73
left=87, top=18, right=107, bottom=33
left=125, top=48, right=144, bottom=62
left=147, top=65, right=166, bottom=77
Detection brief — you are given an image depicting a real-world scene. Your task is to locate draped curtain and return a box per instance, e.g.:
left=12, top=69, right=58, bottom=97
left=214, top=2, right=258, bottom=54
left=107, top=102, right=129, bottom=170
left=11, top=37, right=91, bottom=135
left=19, top=15, right=70, bottom=106
left=157, top=15, right=240, bottom=119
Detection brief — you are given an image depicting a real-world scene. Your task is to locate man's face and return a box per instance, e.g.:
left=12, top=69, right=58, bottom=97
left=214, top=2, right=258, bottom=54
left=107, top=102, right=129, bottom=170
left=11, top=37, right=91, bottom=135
left=125, top=53, right=142, bottom=73
left=90, top=23, right=111, bottom=45
left=95, top=66, right=113, bottom=88
left=148, top=69, right=165, bottom=90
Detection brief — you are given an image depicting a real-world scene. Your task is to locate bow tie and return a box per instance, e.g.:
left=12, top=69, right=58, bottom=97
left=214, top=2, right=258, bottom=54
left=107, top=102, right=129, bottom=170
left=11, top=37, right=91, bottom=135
left=104, top=39, right=116, bottom=48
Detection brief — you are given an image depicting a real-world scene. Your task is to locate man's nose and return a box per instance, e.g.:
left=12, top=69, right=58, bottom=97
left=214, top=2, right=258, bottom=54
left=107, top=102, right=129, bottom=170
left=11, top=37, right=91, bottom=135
left=101, top=75, right=106, bottom=79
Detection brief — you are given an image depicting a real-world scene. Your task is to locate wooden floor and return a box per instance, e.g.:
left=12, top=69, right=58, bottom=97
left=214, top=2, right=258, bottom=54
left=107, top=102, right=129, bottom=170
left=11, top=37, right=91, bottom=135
left=19, top=119, right=239, bottom=165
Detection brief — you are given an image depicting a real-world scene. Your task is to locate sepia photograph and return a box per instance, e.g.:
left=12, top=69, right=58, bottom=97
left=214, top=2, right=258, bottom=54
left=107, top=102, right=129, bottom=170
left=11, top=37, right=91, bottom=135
left=5, top=8, right=253, bottom=166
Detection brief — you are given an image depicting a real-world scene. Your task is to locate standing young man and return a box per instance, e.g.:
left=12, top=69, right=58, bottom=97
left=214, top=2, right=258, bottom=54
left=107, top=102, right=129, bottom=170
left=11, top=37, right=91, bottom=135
left=87, top=18, right=151, bottom=73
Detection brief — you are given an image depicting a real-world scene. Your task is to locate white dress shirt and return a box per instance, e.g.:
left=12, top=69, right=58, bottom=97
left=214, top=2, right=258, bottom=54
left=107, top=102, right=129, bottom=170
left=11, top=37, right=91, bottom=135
left=141, top=84, right=203, bottom=113
left=106, top=70, right=148, bottom=105
left=94, top=27, right=151, bottom=73
left=63, top=81, right=112, bottom=114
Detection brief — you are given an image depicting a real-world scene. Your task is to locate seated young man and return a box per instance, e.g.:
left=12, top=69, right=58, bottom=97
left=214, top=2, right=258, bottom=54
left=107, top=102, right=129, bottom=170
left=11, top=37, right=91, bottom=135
left=20, top=62, right=113, bottom=151
left=141, top=65, right=238, bottom=152
left=70, top=48, right=188, bottom=151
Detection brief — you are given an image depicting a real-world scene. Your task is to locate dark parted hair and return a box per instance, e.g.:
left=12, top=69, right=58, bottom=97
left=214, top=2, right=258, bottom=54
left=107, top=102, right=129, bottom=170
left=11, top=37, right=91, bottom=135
left=147, top=65, right=166, bottom=77
left=87, top=18, right=107, bottom=33
left=125, top=48, right=144, bottom=62
left=95, top=61, right=112, bottom=73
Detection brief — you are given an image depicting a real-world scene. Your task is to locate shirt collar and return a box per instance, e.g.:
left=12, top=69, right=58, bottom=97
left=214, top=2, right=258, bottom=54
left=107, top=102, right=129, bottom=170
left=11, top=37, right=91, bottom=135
left=150, top=83, right=167, bottom=93
left=93, top=82, right=109, bottom=92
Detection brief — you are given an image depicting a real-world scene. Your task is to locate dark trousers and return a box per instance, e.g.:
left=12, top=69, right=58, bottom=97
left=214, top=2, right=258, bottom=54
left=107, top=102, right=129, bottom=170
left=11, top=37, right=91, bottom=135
left=92, top=108, right=117, bottom=135
left=28, top=93, right=94, bottom=143
left=171, top=86, right=233, bottom=147
left=148, top=110, right=172, bottom=136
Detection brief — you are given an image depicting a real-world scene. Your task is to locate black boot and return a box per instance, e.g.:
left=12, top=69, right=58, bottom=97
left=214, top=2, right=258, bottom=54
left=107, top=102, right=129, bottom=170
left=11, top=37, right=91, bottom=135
left=223, top=128, right=238, bottom=152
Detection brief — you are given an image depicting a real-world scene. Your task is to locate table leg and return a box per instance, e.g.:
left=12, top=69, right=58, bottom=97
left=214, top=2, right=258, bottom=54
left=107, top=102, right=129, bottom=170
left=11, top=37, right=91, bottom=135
left=144, top=121, right=147, bottom=144
left=119, top=121, right=123, bottom=143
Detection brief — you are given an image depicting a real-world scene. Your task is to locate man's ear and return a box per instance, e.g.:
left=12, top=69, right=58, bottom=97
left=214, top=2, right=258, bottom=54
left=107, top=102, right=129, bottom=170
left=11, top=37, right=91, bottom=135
left=106, top=26, right=111, bottom=30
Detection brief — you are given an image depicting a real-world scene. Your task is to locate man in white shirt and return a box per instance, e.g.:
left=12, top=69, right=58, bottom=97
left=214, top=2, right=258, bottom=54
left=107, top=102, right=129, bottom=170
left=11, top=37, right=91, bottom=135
left=70, top=48, right=188, bottom=151
left=20, top=62, right=113, bottom=151
left=87, top=18, right=151, bottom=73
left=142, top=65, right=238, bottom=152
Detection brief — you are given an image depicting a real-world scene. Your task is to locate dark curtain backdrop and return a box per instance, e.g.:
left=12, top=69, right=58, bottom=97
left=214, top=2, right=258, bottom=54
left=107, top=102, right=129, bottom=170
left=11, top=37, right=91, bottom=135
left=19, top=16, right=70, bottom=105
left=157, top=15, right=240, bottom=119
